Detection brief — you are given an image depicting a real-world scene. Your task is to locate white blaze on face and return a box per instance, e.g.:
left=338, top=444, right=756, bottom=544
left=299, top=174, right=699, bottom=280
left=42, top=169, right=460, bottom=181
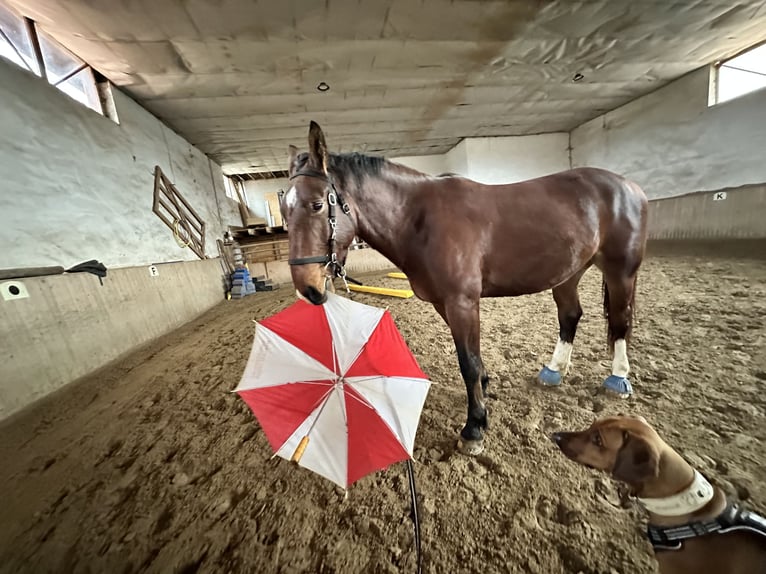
left=547, top=338, right=573, bottom=374
left=284, top=186, right=298, bottom=209
left=612, top=339, right=630, bottom=378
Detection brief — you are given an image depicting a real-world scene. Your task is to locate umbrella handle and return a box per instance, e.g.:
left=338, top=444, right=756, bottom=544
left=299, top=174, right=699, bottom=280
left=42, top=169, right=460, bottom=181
left=291, top=436, right=309, bottom=463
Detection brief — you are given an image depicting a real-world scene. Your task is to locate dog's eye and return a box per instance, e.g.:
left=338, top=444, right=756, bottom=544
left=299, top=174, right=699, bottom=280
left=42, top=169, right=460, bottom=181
left=591, top=432, right=603, bottom=447
left=311, top=201, right=324, bottom=212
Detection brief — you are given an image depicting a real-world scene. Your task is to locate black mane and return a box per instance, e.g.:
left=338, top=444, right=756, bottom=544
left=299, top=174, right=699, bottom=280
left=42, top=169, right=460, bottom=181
left=293, top=151, right=386, bottom=186
left=330, top=152, right=386, bottom=183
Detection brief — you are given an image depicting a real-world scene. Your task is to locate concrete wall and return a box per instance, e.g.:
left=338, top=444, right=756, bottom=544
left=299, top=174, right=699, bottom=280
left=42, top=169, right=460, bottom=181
left=0, top=56, right=239, bottom=270
left=425, top=134, right=571, bottom=184
left=0, top=55, right=240, bottom=420
left=445, top=140, right=469, bottom=176
left=243, top=178, right=288, bottom=221
left=393, top=154, right=448, bottom=175
left=647, top=184, right=766, bottom=240
left=460, top=133, right=571, bottom=184
left=0, top=259, right=226, bottom=421
left=571, top=68, right=766, bottom=199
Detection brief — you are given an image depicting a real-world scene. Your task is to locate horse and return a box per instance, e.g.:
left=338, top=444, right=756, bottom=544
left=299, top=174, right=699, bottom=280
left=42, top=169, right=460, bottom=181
left=281, top=121, right=648, bottom=455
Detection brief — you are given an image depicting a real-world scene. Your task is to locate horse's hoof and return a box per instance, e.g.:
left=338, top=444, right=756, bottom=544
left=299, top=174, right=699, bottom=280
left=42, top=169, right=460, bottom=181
left=538, top=366, right=562, bottom=386
left=457, top=437, right=485, bottom=456
left=603, top=375, right=632, bottom=399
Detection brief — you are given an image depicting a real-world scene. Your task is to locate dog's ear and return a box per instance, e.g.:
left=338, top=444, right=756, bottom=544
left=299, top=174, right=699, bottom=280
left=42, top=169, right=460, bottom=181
left=612, top=432, right=659, bottom=484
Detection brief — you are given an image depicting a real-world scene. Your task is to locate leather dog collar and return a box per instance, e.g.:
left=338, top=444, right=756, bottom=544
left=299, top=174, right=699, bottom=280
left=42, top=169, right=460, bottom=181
left=637, top=470, right=715, bottom=516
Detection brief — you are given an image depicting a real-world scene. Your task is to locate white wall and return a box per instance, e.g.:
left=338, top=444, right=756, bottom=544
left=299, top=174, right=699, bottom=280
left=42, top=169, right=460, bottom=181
left=0, top=57, right=239, bottom=270
left=571, top=68, right=766, bottom=199
left=391, top=153, right=448, bottom=175
left=243, top=178, right=289, bottom=220
left=445, top=140, right=469, bottom=177
left=460, top=134, right=571, bottom=184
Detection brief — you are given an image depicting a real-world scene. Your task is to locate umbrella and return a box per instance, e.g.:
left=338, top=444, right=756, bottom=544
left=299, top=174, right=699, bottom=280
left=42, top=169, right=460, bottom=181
left=234, top=291, right=430, bottom=570
left=234, top=290, right=431, bottom=487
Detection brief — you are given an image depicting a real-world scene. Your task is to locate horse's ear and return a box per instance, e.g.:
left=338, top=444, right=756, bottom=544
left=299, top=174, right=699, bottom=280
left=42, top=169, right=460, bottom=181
left=287, top=145, right=299, bottom=170
left=308, top=121, right=328, bottom=173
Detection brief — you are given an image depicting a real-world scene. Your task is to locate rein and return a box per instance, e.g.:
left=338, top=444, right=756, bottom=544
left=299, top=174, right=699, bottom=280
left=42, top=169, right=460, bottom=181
left=287, top=170, right=354, bottom=288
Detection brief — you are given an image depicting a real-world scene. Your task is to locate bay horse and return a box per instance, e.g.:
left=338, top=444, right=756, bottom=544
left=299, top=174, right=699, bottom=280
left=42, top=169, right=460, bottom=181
left=282, top=121, right=648, bottom=455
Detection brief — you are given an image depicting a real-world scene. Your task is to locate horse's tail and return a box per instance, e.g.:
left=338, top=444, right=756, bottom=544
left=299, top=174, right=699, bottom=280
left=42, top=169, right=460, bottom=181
left=602, top=273, right=638, bottom=351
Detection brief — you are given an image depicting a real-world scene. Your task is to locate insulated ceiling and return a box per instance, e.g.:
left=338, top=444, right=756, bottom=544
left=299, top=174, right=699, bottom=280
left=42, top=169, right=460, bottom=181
left=8, top=0, right=766, bottom=173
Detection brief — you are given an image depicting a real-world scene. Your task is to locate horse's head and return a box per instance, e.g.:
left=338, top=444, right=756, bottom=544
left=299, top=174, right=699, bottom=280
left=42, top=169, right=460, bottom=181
left=283, top=121, right=356, bottom=305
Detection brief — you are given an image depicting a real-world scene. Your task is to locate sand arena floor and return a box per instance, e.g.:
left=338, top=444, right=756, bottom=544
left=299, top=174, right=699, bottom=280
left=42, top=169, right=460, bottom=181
left=1, top=252, right=764, bottom=573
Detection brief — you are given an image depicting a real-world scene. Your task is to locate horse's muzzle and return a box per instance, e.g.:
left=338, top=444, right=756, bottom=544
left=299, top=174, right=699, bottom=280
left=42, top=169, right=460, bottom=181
left=302, top=285, right=327, bottom=305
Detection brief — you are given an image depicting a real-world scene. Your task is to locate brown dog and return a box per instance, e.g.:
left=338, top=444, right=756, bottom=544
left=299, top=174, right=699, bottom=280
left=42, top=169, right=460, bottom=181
left=552, top=415, right=766, bottom=574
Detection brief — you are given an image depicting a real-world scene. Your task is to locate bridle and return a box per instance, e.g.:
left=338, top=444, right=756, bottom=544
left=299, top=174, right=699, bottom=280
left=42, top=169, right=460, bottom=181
left=286, top=169, right=354, bottom=289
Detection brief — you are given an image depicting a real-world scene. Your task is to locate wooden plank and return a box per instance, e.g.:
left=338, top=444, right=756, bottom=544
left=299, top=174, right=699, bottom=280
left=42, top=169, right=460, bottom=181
left=0, top=266, right=65, bottom=280
left=264, top=191, right=284, bottom=227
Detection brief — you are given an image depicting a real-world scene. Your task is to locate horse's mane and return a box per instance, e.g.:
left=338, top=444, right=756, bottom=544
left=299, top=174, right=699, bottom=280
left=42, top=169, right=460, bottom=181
left=294, top=151, right=432, bottom=184
left=330, top=152, right=387, bottom=181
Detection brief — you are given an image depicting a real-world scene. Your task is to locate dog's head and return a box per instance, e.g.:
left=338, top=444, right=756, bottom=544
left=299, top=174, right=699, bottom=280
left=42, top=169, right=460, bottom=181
left=551, top=414, right=661, bottom=487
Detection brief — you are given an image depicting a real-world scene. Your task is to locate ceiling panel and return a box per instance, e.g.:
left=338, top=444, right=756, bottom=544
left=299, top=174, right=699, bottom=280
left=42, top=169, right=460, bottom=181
left=7, top=0, right=766, bottom=173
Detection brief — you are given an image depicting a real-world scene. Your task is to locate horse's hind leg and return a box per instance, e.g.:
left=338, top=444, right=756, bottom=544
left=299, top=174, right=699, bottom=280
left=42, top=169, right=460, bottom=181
left=601, top=268, right=639, bottom=398
left=538, top=268, right=588, bottom=387
left=443, top=296, right=487, bottom=456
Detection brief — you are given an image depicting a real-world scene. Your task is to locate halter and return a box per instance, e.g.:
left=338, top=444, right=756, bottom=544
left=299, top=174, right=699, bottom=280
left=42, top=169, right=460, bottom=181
left=287, top=169, right=354, bottom=288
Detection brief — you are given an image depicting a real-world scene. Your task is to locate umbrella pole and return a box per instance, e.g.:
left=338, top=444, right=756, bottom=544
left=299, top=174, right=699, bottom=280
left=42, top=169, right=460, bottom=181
left=406, top=458, right=422, bottom=574
left=291, top=436, right=309, bottom=463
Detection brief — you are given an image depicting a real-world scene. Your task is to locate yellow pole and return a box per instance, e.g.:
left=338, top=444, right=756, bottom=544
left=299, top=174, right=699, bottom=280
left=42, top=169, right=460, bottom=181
left=291, top=436, right=309, bottom=463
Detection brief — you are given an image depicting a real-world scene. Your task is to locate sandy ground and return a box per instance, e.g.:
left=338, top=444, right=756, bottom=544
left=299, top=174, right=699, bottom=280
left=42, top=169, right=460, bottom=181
left=1, top=253, right=765, bottom=574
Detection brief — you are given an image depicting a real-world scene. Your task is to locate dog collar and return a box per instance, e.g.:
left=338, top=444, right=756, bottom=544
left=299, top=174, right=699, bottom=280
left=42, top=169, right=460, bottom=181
left=637, top=470, right=715, bottom=516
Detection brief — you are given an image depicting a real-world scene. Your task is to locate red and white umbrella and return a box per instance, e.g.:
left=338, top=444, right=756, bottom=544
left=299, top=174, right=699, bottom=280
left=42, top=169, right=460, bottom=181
left=234, top=291, right=431, bottom=489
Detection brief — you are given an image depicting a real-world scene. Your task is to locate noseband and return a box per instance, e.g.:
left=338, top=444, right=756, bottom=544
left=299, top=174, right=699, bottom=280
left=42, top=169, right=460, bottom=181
left=286, top=170, right=353, bottom=282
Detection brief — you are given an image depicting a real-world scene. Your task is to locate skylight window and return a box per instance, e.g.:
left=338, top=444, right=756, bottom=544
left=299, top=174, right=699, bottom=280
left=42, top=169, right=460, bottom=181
left=711, top=42, right=766, bottom=105
left=0, top=0, right=112, bottom=118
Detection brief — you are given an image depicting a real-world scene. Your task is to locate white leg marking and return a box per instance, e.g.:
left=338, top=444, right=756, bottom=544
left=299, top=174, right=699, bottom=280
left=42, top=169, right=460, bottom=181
left=612, top=339, right=630, bottom=378
left=285, top=186, right=298, bottom=209
left=547, top=338, right=573, bottom=374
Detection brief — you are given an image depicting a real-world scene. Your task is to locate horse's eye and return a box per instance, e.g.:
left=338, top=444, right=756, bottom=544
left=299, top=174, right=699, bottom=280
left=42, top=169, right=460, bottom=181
left=592, top=432, right=603, bottom=447
left=311, top=201, right=324, bottom=212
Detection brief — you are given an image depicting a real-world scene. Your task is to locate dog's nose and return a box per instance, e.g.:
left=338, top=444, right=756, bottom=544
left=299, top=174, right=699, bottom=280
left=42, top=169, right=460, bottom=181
left=551, top=432, right=564, bottom=445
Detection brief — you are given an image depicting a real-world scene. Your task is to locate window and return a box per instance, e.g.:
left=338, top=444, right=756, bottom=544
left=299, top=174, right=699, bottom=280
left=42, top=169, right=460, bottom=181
left=223, top=176, right=245, bottom=203
left=38, top=29, right=102, bottom=113
left=0, top=1, right=115, bottom=119
left=0, top=2, right=39, bottom=74
left=711, top=41, right=766, bottom=105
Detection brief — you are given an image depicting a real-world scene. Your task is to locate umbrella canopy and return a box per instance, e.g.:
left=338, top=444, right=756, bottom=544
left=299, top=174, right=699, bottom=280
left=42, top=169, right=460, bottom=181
left=235, top=291, right=431, bottom=489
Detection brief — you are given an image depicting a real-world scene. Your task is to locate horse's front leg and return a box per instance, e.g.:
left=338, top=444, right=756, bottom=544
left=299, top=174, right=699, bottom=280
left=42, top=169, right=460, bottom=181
left=443, top=296, right=487, bottom=455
